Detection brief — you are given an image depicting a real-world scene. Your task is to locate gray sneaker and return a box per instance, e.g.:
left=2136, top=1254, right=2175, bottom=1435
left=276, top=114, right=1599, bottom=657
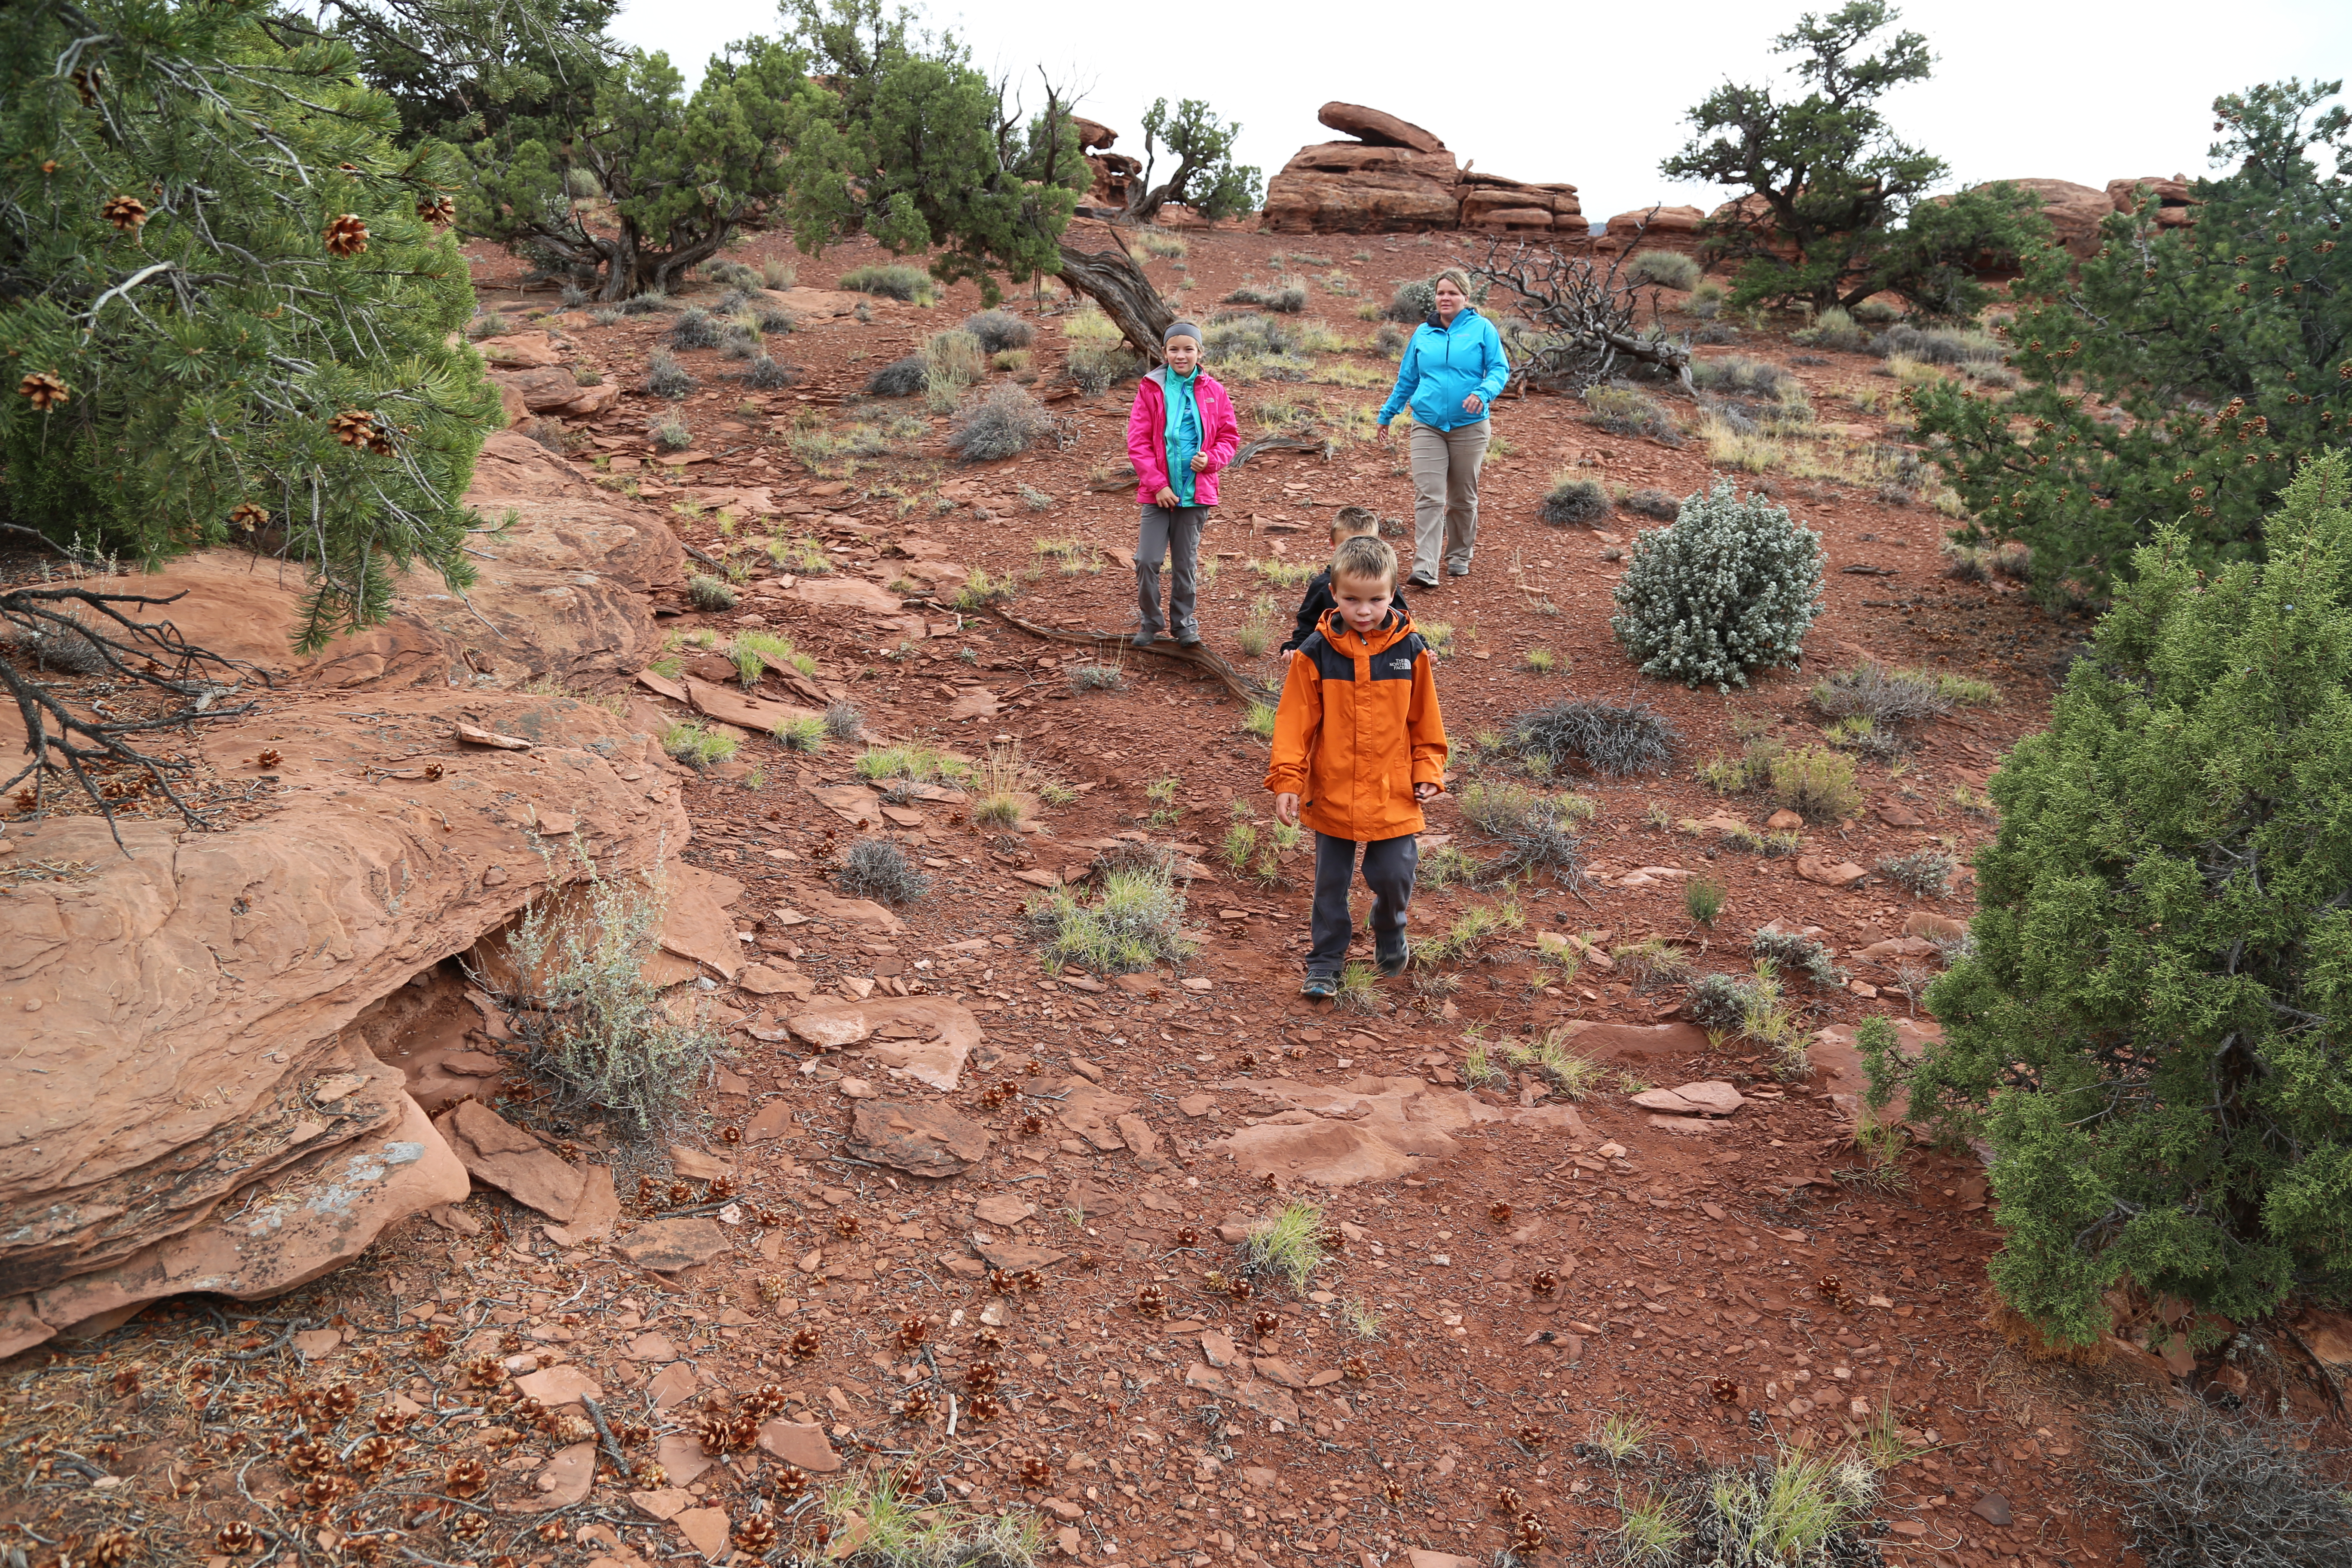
left=1131, top=630, right=1160, bottom=649
left=1446, top=560, right=1472, bottom=577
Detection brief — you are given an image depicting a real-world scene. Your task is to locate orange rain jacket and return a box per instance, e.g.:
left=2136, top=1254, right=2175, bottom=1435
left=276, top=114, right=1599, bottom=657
left=1265, top=606, right=1449, bottom=842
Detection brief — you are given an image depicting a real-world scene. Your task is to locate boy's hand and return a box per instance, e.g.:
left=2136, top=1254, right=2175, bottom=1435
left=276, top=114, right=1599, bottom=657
left=1414, top=781, right=1442, bottom=802
left=1154, top=485, right=1179, bottom=508
left=1273, top=792, right=1300, bottom=827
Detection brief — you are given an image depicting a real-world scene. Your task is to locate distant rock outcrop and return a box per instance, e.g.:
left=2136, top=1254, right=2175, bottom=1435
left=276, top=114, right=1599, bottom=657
left=1261, top=103, right=1580, bottom=235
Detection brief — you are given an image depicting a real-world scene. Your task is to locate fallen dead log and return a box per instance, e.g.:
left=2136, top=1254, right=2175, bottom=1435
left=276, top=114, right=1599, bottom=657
left=992, top=606, right=1264, bottom=707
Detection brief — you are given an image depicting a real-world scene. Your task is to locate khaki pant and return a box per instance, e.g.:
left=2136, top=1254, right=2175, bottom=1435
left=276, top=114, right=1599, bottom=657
left=1408, top=419, right=1491, bottom=582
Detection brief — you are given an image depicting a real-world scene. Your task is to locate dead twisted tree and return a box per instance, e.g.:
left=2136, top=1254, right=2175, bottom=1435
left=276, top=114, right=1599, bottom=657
left=1470, top=219, right=1695, bottom=396
left=1, top=529, right=259, bottom=848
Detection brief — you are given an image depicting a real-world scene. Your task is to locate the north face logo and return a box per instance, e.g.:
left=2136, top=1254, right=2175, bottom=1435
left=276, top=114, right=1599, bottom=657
left=1388, top=658, right=1412, bottom=672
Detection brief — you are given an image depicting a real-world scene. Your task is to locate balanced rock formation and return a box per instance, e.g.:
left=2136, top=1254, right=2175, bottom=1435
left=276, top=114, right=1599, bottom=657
left=1262, top=103, right=1580, bottom=236
left=1074, top=116, right=1141, bottom=213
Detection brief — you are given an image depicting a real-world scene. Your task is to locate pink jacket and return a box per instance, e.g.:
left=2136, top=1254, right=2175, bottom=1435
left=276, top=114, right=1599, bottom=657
left=1126, top=367, right=1241, bottom=508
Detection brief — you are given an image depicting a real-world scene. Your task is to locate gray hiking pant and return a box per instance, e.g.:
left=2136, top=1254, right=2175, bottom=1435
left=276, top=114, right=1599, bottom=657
left=1135, top=503, right=1208, bottom=640
left=1308, top=831, right=1419, bottom=976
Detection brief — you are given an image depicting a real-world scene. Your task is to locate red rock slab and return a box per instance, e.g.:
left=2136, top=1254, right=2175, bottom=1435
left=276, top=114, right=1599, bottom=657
left=502, top=1442, right=597, bottom=1512
left=789, top=576, right=909, bottom=615
left=1797, top=855, right=1868, bottom=888
left=439, top=1099, right=586, bottom=1220
left=1557, top=1021, right=1713, bottom=1065
left=11, top=1092, right=468, bottom=1355
left=476, top=330, right=564, bottom=368
left=514, top=1365, right=603, bottom=1407
left=675, top=1506, right=731, bottom=1559
left=844, top=1100, right=992, bottom=1178
left=756, top=1418, right=843, bottom=1472
left=544, top=1165, right=620, bottom=1247
left=614, top=1217, right=733, bottom=1271
left=1317, top=101, right=1447, bottom=154
left=683, top=675, right=821, bottom=735
left=795, top=884, right=906, bottom=933
left=1055, top=1078, right=1139, bottom=1150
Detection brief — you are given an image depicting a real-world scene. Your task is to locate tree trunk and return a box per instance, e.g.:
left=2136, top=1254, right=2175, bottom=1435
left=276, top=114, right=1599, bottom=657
left=1054, top=240, right=1174, bottom=359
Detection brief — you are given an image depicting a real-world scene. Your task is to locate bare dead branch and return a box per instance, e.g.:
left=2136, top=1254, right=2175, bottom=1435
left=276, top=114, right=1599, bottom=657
left=1, top=576, right=263, bottom=850
left=1468, top=222, right=1695, bottom=396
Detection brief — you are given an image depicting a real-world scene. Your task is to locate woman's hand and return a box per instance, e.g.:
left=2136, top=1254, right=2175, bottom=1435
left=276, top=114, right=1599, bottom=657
left=1154, top=485, right=1180, bottom=508
left=1376, top=423, right=1393, bottom=447
left=1189, top=452, right=1211, bottom=472
left=1461, top=393, right=1484, bottom=416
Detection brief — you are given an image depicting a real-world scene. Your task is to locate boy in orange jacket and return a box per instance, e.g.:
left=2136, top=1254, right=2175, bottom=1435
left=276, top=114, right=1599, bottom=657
left=1265, top=534, right=1449, bottom=998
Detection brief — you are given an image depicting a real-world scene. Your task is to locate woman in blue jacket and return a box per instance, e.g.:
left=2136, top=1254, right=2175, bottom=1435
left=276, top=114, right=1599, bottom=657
left=1376, top=269, right=1510, bottom=588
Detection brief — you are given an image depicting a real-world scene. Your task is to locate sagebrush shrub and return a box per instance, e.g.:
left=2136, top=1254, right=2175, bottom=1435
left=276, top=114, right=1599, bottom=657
left=686, top=573, right=738, bottom=611
left=1498, top=699, right=1679, bottom=778
left=1458, top=781, right=1591, bottom=882
left=484, top=845, right=728, bottom=1140
left=1611, top=478, right=1824, bottom=689
left=1768, top=744, right=1859, bottom=823
left=948, top=386, right=1056, bottom=461
left=740, top=355, right=799, bottom=390
left=838, top=837, right=930, bottom=904
left=644, top=350, right=696, bottom=399
left=1539, top=477, right=1609, bottom=526
left=1619, top=486, right=1681, bottom=521
left=1384, top=279, right=1436, bottom=322
left=1911, top=456, right=2352, bottom=1343
left=865, top=355, right=927, bottom=397
left=962, top=309, right=1034, bottom=353
left=1066, top=343, right=1140, bottom=395
left=1204, top=312, right=1298, bottom=359
left=1583, top=386, right=1681, bottom=445
left=1626, top=250, right=1701, bottom=291
left=838, top=263, right=934, bottom=302
left=1794, top=305, right=1870, bottom=352
left=667, top=306, right=721, bottom=349
left=1225, top=278, right=1307, bottom=312
left=1752, top=928, right=1846, bottom=988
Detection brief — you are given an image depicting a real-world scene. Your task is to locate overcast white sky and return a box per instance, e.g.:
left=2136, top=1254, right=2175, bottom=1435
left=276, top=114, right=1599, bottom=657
left=612, top=0, right=2352, bottom=220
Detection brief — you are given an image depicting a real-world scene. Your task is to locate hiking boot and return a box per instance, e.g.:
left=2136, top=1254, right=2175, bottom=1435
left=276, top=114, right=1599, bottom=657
left=1375, top=942, right=1411, bottom=980
left=1299, top=974, right=1340, bottom=1000
left=1131, top=630, right=1160, bottom=649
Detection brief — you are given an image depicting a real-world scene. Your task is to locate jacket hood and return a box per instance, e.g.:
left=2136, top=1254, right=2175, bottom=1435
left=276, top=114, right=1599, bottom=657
left=1421, top=306, right=1486, bottom=331
left=1319, top=605, right=1416, bottom=653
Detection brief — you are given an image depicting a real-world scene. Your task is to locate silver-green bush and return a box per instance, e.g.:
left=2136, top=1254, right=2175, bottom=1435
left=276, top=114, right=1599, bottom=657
left=1610, top=478, right=1823, bottom=691
left=483, top=845, right=729, bottom=1140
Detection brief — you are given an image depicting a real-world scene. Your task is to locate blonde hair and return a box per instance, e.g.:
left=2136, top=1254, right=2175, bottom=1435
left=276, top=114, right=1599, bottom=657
left=1432, top=267, right=1475, bottom=300
left=1331, top=534, right=1398, bottom=590
left=1329, top=507, right=1381, bottom=544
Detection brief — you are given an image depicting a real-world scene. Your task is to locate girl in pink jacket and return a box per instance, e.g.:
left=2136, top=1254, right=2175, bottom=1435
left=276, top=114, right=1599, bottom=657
left=1124, top=321, right=1240, bottom=646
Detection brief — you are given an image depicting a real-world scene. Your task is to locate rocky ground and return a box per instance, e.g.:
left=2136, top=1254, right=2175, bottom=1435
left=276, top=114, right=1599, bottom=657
left=12, top=220, right=2337, bottom=1568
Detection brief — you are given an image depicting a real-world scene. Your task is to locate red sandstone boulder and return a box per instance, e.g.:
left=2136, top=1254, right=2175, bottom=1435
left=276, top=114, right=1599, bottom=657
left=1317, top=102, right=1446, bottom=154
left=1262, top=169, right=1462, bottom=234
left=2107, top=174, right=2199, bottom=227
left=1969, top=178, right=2115, bottom=258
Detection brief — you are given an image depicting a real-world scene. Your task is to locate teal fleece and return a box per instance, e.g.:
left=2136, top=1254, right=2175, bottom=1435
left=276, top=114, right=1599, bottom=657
left=1162, top=365, right=1204, bottom=506
left=1376, top=307, right=1510, bottom=432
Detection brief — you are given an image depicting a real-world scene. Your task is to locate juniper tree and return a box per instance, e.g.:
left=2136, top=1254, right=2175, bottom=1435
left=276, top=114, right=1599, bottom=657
left=779, top=0, right=1178, bottom=355
left=1119, top=98, right=1262, bottom=225
left=0, top=0, right=500, bottom=648
left=1908, top=80, right=2352, bottom=605
left=1661, top=1, right=2046, bottom=315
left=466, top=37, right=829, bottom=298
left=1911, top=455, right=2352, bottom=1343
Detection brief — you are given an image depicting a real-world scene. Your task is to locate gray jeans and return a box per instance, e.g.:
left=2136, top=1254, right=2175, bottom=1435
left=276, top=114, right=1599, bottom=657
left=1308, top=831, right=1418, bottom=976
left=1135, top=503, right=1208, bottom=639
left=1408, top=419, right=1491, bottom=580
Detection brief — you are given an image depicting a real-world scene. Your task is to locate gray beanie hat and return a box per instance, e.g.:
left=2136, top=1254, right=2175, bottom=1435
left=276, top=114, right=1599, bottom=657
left=1164, top=319, right=1202, bottom=345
